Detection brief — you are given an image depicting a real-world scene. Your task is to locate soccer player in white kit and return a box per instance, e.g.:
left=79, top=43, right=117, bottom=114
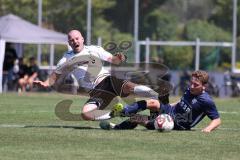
left=34, top=30, right=160, bottom=121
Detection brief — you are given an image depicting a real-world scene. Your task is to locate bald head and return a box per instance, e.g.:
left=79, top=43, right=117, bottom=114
left=68, top=30, right=82, bottom=38
left=68, top=30, right=84, bottom=53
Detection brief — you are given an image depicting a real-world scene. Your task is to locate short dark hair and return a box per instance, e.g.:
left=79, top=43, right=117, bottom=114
left=191, top=70, right=209, bottom=84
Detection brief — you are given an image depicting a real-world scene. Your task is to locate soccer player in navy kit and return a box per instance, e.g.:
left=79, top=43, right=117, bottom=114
left=102, top=70, right=221, bottom=133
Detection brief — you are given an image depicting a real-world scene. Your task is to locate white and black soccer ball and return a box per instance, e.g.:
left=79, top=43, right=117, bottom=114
left=154, top=114, right=174, bottom=132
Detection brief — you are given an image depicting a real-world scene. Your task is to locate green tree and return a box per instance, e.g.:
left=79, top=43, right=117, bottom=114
left=161, top=0, right=215, bottom=22
left=0, top=0, right=39, bottom=23
left=92, top=17, right=132, bottom=43
left=209, top=0, right=240, bottom=36
left=141, top=9, right=179, bottom=63
left=104, top=0, right=167, bottom=34
left=184, top=19, right=232, bottom=69
left=142, top=10, right=178, bottom=40
left=44, top=0, right=88, bottom=33
left=91, top=0, right=132, bottom=44
left=162, top=46, right=193, bottom=70
left=184, top=20, right=231, bottom=41
left=237, top=36, right=240, bottom=68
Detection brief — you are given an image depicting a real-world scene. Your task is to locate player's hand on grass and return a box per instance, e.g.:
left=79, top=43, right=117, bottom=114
left=201, top=118, right=221, bottom=133
left=201, top=127, right=212, bottom=133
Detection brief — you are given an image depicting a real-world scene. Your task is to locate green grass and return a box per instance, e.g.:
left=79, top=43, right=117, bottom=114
left=0, top=93, right=240, bottom=160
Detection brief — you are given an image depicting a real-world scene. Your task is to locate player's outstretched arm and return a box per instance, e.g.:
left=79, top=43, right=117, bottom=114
left=202, top=118, right=221, bottom=133
left=33, top=72, right=59, bottom=88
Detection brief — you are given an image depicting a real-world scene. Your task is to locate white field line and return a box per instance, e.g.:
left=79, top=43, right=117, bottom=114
left=0, top=124, right=240, bottom=131
left=219, top=111, right=239, bottom=114
left=0, top=124, right=26, bottom=128
left=0, top=111, right=238, bottom=119
left=194, top=127, right=240, bottom=131
left=0, top=110, right=238, bottom=114
left=0, top=110, right=51, bottom=114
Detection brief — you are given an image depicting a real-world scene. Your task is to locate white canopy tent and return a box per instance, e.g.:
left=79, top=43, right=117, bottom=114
left=0, top=14, right=68, bottom=93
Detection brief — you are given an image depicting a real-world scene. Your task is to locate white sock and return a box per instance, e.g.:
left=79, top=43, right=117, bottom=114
left=133, top=85, right=158, bottom=99
left=93, top=111, right=112, bottom=121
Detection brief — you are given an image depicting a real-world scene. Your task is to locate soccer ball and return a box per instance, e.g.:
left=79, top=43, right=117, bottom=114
left=154, top=114, right=174, bottom=132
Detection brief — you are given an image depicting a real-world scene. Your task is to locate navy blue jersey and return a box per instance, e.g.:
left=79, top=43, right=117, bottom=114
left=163, top=88, right=220, bottom=130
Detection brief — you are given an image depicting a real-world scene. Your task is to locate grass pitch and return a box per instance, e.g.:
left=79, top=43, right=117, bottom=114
left=0, top=92, right=240, bottom=160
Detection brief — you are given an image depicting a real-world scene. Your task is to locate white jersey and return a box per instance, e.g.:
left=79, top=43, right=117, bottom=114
left=55, top=45, right=113, bottom=90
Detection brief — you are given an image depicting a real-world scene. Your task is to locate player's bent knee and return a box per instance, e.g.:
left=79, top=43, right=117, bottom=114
left=18, top=79, right=25, bottom=85
left=81, top=112, right=93, bottom=121
left=146, top=99, right=160, bottom=110
left=81, top=104, right=98, bottom=120
left=122, top=82, right=137, bottom=94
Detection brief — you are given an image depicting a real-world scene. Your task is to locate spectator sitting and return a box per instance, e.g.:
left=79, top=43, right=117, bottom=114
left=18, top=57, right=39, bottom=92
left=17, top=58, right=28, bottom=91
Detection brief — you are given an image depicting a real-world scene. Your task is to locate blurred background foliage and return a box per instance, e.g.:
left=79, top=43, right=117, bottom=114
left=0, top=0, right=239, bottom=70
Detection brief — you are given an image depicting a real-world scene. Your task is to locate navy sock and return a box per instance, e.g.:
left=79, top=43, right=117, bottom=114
left=145, top=120, right=155, bottom=130
left=122, top=100, right=147, bottom=116
left=114, top=119, right=138, bottom=130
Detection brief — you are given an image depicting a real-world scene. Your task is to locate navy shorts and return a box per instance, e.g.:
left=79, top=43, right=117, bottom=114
left=160, top=103, right=173, bottom=115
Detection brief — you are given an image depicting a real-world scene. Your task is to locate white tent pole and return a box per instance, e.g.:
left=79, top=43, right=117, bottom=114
left=134, top=0, right=139, bottom=64
left=86, top=0, right=92, bottom=45
left=38, top=0, right=42, bottom=27
left=97, top=37, right=102, bottom=46
left=37, top=45, right=42, bottom=66
left=50, top=44, right=55, bottom=70
left=0, top=39, right=6, bottom=93
left=145, top=37, right=150, bottom=71
left=136, top=41, right=140, bottom=62
left=37, top=0, right=43, bottom=66
left=15, top=43, right=23, bottom=58
left=145, top=37, right=150, bottom=64
left=195, top=38, right=200, bottom=71
left=231, top=0, right=237, bottom=72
